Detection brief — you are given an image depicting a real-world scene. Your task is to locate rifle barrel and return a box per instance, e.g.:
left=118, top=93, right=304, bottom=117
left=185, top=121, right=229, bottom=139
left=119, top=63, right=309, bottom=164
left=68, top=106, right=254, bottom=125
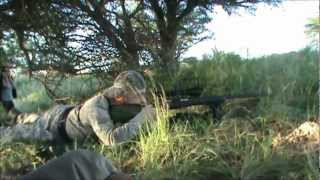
left=167, top=96, right=226, bottom=109
left=166, top=95, right=262, bottom=109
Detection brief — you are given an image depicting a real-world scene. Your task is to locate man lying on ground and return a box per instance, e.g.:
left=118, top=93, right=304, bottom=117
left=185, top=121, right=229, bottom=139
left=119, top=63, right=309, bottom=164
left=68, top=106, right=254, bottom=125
left=0, top=70, right=156, bottom=145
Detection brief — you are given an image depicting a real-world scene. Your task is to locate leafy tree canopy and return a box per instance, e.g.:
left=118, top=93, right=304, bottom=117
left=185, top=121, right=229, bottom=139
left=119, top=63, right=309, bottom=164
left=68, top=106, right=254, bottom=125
left=0, top=0, right=281, bottom=76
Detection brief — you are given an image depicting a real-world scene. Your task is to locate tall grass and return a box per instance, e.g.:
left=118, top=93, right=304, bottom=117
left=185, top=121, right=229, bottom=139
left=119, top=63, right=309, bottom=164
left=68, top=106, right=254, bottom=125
left=139, top=94, right=171, bottom=168
left=174, top=48, right=317, bottom=96
left=11, top=73, right=104, bottom=113
left=0, top=48, right=318, bottom=179
left=155, top=48, right=319, bottom=119
left=10, top=47, right=318, bottom=117
left=13, top=74, right=52, bottom=112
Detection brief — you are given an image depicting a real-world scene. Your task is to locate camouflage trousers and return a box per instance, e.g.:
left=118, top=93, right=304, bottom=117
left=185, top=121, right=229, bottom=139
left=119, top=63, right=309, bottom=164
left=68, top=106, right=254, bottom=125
left=0, top=105, right=74, bottom=143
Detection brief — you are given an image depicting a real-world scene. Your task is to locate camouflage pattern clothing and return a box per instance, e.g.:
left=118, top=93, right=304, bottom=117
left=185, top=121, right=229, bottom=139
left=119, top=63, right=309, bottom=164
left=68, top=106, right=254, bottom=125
left=0, top=105, right=74, bottom=143
left=66, top=94, right=154, bottom=145
left=18, top=149, right=120, bottom=180
left=0, top=70, right=155, bottom=145
left=0, top=93, right=154, bottom=145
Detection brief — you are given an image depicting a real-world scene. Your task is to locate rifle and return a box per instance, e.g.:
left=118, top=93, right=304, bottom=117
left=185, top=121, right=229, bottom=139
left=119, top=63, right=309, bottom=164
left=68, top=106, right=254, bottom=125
left=155, top=91, right=263, bottom=120
left=167, top=95, right=261, bottom=109
left=154, top=87, right=265, bottom=119
left=169, top=95, right=261, bottom=117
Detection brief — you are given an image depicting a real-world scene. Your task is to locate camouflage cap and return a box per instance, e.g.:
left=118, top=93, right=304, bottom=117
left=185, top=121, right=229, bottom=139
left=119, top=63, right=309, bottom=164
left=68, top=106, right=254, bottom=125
left=113, top=70, right=146, bottom=94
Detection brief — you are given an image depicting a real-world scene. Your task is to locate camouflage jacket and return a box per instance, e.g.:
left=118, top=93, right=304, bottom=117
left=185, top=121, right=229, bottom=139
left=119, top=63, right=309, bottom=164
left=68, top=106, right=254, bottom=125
left=65, top=93, right=154, bottom=145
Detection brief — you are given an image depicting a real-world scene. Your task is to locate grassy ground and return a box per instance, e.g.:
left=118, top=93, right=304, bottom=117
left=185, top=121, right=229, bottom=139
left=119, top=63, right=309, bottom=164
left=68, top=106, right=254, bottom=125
left=0, top=48, right=318, bottom=179
left=0, top=108, right=318, bottom=179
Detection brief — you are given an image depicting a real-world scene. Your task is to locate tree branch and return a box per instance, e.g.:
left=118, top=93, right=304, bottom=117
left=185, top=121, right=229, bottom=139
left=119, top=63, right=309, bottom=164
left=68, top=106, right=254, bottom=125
left=149, top=0, right=166, bottom=31
left=178, top=0, right=200, bottom=22
left=77, top=1, right=126, bottom=52
left=129, top=0, right=144, bottom=18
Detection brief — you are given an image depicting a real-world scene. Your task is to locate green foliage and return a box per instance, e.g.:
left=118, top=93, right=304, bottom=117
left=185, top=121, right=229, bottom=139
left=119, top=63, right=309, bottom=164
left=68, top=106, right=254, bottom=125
left=0, top=0, right=280, bottom=74
left=1, top=113, right=317, bottom=179
left=12, top=72, right=106, bottom=112
left=163, top=48, right=318, bottom=118
left=51, top=75, right=102, bottom=103
left=176, top=48, right=317, bottom=95
left=0, top=142, right=45, bottom=174
left=305, top=17, right=320, bottom=49
left=0, top=48, right=318, bottom=179
left=13, top=74, right=53, bottom=112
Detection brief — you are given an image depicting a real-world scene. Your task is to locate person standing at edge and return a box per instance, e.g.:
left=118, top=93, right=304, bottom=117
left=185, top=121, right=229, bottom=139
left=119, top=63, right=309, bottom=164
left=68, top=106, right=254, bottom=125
left=0, top=63, right=20, bottom=118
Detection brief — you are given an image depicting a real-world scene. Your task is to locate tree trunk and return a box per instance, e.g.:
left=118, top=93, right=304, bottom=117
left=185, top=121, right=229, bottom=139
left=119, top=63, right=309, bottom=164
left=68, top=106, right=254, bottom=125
left=158, top=28, right=179, bottom=76
left=121, top=48, right=140, bottom=69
